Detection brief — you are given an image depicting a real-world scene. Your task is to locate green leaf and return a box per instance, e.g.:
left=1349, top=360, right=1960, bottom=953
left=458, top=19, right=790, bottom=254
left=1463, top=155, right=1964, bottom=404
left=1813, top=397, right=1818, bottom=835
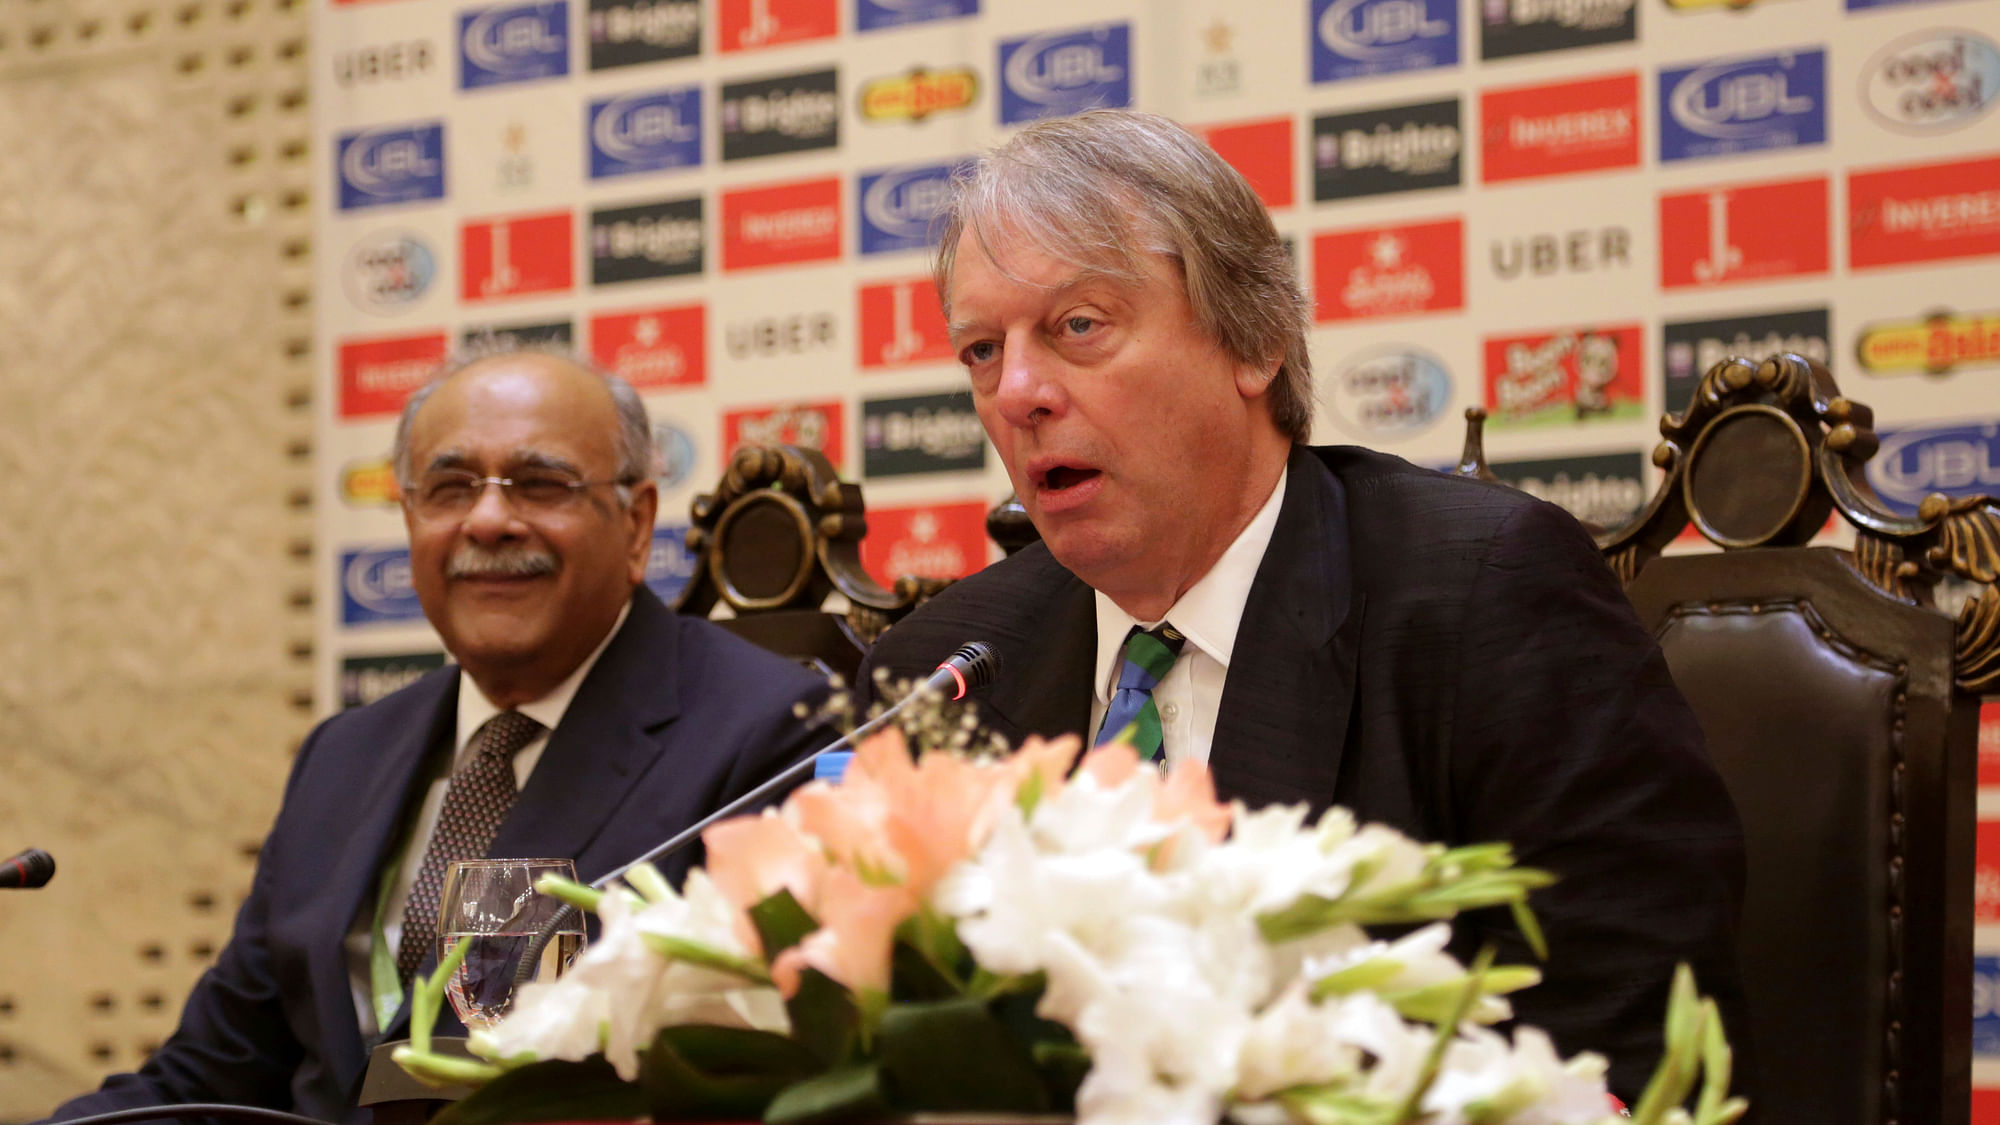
left=642, top=932, right=773, bottom=984
left=532, top=874, right=605, bottom=915
left=624, top=862, right=674, bottom=905
left=390, top=1044, right=504, bottom=1090
left=1392, top=946, right=1495, bottom=1124
left=1308, top=958, right=1406, bottom=1001
left=408, top=933, right=475, bottom=1054
left=875, top=996, right=1050, bottom=1113
left=890, top=936, right=962, bottom=1002
left=1631, top=965, right=1707, bottom=1125
left=641, top=1025, right=819, bottom=1121
left=764, top=1062, right=889, bottom=1125
left=1509, top=898, right=1549, bottom=961
left=432, top=1057, right=645, bottom=1125
left=1029, top=1040, right=1089, bottom=1112
left=1277, top=1082, right=1402, bottom=1125
left=750, top=889, right=819, bottom=960
left=1383, top=966, right=1541, bottom=1024
left=787, top=967, right=862, bottom=1066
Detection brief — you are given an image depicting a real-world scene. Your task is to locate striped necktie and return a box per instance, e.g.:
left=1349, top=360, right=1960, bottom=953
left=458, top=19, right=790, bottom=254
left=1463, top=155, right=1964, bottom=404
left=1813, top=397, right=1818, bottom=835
left=1095, top=624, right=1187, bottom=762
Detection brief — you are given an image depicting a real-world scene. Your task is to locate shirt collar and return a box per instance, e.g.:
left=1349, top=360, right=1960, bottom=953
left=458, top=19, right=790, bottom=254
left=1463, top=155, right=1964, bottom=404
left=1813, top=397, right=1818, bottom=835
left=454, top=599, right=633, bottom=760
left=1091, top=467, right=1289, bottom=706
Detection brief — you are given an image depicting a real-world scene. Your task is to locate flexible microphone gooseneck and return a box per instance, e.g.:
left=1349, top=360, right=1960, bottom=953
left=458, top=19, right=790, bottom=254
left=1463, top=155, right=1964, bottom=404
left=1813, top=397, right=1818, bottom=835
left=0, top=847, right=55, bottom=889
left=502, top=642, right=1001, bottom=994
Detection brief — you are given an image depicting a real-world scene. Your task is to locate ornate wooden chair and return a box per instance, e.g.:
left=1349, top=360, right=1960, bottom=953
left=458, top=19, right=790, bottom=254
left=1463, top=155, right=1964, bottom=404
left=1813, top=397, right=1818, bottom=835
left=1464, top=354, right=1998, bottom=1125
left=673, top=444, right=939, bottom=684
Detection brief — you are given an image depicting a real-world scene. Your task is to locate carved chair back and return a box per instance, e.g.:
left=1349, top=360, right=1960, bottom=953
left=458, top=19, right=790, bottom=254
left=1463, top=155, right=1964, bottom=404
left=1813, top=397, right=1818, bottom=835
left=674, top=444, right=940, bottom=684
left=1461, top=355, right=1996, bottom=1125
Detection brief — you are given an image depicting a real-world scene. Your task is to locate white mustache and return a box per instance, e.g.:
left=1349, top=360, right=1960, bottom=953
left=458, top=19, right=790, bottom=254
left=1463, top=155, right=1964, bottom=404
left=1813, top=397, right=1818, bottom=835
left=447, top=544, right=558, bottom=579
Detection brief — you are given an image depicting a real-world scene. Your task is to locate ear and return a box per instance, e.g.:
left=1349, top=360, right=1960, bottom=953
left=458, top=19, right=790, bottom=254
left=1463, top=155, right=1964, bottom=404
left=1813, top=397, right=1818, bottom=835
left=623, top=479, right=660, bottom=587
left=1234, top=357, right=1282, bottom=400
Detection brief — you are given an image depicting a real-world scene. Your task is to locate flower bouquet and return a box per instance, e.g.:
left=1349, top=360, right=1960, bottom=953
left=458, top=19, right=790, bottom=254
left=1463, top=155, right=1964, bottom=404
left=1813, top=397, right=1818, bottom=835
left=396, top=727, right=1745, bottom=1125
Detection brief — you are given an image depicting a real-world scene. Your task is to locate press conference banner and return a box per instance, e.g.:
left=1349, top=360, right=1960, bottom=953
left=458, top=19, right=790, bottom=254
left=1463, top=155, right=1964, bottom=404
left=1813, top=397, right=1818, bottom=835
left=312, top=0, right=2000, bottom=1095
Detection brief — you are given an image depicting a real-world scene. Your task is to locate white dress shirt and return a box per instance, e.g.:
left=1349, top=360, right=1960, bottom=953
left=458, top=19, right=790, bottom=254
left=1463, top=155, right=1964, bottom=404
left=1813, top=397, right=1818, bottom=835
left=1088, top=469, right=1288, bottom=766
left=344, top=601, right=631, bottom=1036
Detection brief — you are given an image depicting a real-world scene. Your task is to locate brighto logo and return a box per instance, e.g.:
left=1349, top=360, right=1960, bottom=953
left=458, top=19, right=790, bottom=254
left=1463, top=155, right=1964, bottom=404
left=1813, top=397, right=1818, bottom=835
left=732, top=88, right=838, bottom=136
left=1340, top=122, right=1459, bottom=171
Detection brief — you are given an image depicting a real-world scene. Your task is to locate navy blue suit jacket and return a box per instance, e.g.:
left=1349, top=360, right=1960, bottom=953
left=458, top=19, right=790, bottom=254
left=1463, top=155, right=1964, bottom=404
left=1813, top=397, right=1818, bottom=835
left=47, top=587, right=828, bottom=1121
left=860, top=445, right=1748, bottom=1101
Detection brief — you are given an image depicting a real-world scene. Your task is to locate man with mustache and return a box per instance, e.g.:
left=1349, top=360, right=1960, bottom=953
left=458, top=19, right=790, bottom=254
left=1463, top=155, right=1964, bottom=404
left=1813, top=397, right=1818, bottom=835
left=46, top=349, right=828, bottom=1120
left=859, top=110, right=1746, bottom=1103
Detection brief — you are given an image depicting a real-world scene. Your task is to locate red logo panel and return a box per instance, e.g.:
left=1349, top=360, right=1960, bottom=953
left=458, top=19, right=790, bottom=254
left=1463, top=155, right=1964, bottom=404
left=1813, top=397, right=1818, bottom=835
left=1481, top=73, right=1640, bottom=184
left=860, top=501, right=990, bottom=588
left=590, top=305, right=706, bottom=392
left=1483, top=324, right=1645, bottom=427
left=1659, top=177, right=1829, bottom=289
left=338, top=331, right=448, bottom=419
left=859, top=279, right=954, bottom=370
left=1850, top=155, right=2000, bottom=270
left=1979, top=819, right=2000, bottom=926
left=1199, top=116, right=1295, bottom=210
left=718, top=0, right=837, bottom=53
left=1981, top=700, right=2000, bottom=787
left=723, top=178, right=842, bottom=272
left=461, top=211, right=573, bottom=302
left=1312, top=218, right=1464, bottom=323
left=723, top=400, right=846, bottom=468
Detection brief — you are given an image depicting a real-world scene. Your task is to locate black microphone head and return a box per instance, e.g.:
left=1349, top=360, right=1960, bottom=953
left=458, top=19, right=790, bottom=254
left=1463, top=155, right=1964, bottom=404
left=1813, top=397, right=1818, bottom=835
left=947, top=641, right=1002, bottom=694
left=4, top=848, right=54, bottom=889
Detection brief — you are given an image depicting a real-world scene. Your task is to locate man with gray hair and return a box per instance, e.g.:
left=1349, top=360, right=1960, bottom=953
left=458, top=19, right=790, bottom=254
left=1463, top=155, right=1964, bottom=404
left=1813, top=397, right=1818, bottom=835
left=860, top=109, right=1746, bottom=1101
left=48, top=347, right=829, bottom=1120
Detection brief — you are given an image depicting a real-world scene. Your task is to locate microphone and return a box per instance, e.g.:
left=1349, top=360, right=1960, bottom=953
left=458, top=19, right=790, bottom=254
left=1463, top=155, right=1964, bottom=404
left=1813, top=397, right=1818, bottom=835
left=590, top=640, right=1000, bottom=889
left=509, top=642, right=1000, bottom=991
left=0, top=848, right=54, bottom=889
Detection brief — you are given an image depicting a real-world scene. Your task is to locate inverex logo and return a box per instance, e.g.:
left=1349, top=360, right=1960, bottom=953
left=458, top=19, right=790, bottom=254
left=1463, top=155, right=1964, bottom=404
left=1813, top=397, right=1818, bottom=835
left=341, top=546, right=423, bottom=626
left=458, top=2, right=569, bottom=89
left=1311, top=0, right=1458, bottom=84
left=588, top=86, right=701, bottom=179
left=1866, top=420, right=2000, bottom=517
left=336, top=122, right=446, bottom=211
left=1482, top=74, right=1639, bottom=183
left=1659, top=48, right=1826, bottom=162
left=997, top=23, right=1130, bottom=125
left=858, top=161, right=959, bottom=255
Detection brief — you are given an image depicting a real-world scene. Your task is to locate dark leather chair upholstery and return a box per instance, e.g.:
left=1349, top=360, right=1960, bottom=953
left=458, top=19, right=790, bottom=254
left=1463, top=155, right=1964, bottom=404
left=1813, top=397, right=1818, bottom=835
left=1463, top=353, right=2000, bottom=1125
left=673, top=444, right=938, bottom=684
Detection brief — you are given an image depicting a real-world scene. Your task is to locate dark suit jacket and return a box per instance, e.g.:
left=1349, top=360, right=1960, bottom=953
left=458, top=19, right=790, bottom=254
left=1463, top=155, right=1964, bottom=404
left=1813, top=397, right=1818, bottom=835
left=861, top=444, right=1748, bottom=1100
left=48, top=587, right=829, bottom=1122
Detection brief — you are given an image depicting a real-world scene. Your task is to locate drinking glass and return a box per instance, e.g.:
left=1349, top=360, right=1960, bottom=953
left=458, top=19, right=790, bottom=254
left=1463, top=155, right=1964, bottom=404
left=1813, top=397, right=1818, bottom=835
left=436, top=857, right=587, bottom=1029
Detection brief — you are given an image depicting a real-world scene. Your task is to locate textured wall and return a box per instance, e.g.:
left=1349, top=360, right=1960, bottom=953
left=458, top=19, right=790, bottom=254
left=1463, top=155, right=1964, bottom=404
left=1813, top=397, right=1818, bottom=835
left=0, top=0, right=314, bottom=1116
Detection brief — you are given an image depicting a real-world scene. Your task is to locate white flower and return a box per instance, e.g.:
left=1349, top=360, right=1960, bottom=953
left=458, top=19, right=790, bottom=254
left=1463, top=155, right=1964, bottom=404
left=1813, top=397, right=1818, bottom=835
left=1302, top=923, right=1516, bottom=1024
left=1423, top=1026, right=1612, bottom=1125
left=1234, top=982, right=1363, bottom=1100
left=470, top=973, right=608, bottom=1064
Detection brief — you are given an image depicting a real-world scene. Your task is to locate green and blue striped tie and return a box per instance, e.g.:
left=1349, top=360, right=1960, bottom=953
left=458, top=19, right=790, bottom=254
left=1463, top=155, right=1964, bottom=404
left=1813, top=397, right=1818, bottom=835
left=1096, top=624, right=1187, bottom=762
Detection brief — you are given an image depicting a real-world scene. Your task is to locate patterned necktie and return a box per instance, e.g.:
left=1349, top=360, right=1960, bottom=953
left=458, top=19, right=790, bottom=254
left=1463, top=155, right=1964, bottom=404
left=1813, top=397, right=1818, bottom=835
left=1095, top=624, right=1187, bottom=762
left=394, top=710, right=545, bottom=990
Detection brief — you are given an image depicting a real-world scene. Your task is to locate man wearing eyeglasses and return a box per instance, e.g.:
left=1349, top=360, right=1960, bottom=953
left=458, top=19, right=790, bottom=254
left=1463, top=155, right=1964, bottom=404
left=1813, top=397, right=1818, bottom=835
left=44, top=349, right=830, bottom=1121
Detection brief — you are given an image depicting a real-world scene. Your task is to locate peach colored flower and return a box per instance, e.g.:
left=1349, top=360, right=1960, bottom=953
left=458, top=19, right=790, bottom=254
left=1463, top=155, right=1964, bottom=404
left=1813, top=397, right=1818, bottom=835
left=1006, top=734, right=1083, bottom=809
left=770, top=867, right=918, bottom=998
left=702, top=813, right=829, bottom=954
left=1078, top=741, right=1143, bottom=788
left=1154, top=759, right=1231, bottom=845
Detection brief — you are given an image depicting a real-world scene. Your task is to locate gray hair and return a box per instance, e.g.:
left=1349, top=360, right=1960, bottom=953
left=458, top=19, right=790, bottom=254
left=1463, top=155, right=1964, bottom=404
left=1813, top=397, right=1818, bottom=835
left=932, top=109, right=1313, bottom=443
left=391, top=340, right=658, bottom=507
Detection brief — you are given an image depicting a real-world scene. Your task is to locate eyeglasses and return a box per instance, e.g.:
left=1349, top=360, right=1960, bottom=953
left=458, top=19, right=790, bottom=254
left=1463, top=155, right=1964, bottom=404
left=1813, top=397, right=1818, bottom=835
left=408, top=470, right=630, bottom=519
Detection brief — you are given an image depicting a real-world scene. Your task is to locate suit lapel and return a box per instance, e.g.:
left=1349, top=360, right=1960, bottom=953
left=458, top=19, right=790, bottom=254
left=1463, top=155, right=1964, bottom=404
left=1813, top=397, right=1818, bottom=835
left=1209, top=447, right=1364, bottom=813
left=324, top=669, right=457, bottom=1059
left=488, top=588, right=683, bottom=881
left=975, top=569, right=1097, bottom=746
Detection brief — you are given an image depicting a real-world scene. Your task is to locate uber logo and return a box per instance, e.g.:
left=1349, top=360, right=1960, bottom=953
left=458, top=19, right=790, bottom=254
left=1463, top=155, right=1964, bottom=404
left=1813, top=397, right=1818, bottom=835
left=1490, top=227, right=1632, bottom=278
left=726, top=313, right=837, bottom=359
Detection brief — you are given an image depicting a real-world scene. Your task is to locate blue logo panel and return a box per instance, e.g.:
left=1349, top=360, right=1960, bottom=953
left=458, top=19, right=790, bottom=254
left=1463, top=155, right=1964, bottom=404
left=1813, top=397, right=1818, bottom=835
left=341, top=547, right=424, bottom=626
left=998, top=22, right=1131, bottom=125
left=1977, top=955, right=2000, bottom=1056
left=1866, top=421, right=2000, bottom=518
left=646, top=525, right=697, bottom=603
left=460, top=1, right=570, bottom=90
left=588, top=85, right=702, bottom=179
left=1659, top=48, right=1826, bottom=162
left=857, top=0, right=978, bottom=32
left=336, top=122, right=446, bottom=211
left=1848, top=0, right=1949, bottom=9
left=1311, top=0, right=1459, bottom=85
left=858, top=161, right=962, bottom=255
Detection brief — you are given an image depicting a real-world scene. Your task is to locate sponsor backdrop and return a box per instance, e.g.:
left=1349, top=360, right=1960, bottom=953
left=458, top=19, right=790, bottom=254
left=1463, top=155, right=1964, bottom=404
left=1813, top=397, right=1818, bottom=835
left=314, top=0, right=2000, bottom=1096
